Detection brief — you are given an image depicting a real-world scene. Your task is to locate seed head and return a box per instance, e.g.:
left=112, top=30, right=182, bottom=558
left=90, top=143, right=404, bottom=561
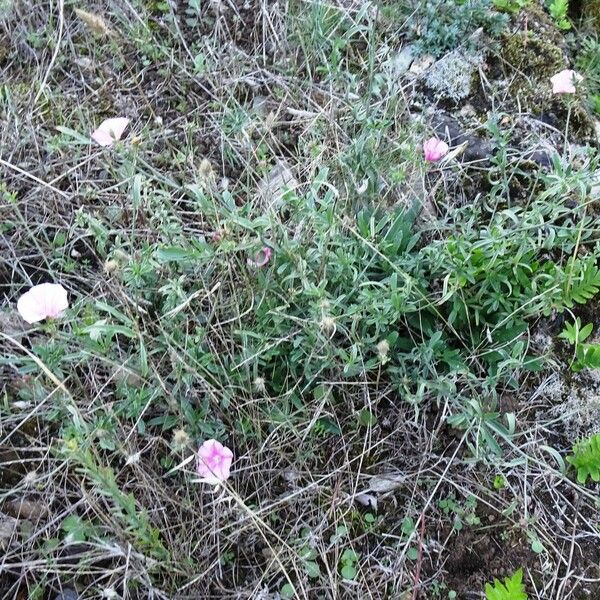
left=254, top=377, right=266, bottom=393
left=172, top=429, right=191, bottom=451
left=377, top=340, right=390, bottom=362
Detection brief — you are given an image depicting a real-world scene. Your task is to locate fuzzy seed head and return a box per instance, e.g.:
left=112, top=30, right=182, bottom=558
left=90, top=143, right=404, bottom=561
left=377, top=340, right=390, bottom=359
left=320, top=316, right=336, bottom=332
left=199, top=158, right=214, bottom=178
left=104, top=259, right=120, bottom=274
left=319, top=299, right=331, bottom=311
left=172, top=429, right=191, bottom=451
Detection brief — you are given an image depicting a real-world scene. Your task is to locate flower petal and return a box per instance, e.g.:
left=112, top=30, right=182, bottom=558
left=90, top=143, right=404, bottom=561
left=423, top=137, right=449, bottom=162
left=247, top=247, right=272, bottom=268
left=550, top=69, right=583, bottom=94
left=196, top=439, right=233, bottom=484
left=91, top=117, right=130, bottom=147
left=17, top=283, right=68, bottom=324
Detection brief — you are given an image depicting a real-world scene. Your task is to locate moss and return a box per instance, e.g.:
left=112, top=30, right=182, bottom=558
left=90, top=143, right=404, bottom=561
left=499, top=32, right=596, bottom=141
left=501, top=32, right=565, bottom=80
left=565, top=102, right=598, bottom=141
left=499, top=32, right=563, bottom=108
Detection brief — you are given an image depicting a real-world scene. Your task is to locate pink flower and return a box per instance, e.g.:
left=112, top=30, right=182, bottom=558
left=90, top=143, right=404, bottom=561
left=550, top=69, right=583, bottom=94
left=247, top=246, right=272, bottom=268
left=423, top=137, right=449, bottom=162
left=91, top=117, right=130, bottom=146
left=17, top=283, right=69, bottom=324
left=196, top=439, right=233, bottom=485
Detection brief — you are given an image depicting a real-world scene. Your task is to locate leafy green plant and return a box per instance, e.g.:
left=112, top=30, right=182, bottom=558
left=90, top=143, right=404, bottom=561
left=404, top=0, right=507, bottom=57
left=438, top=494, right=481, bottom=532
left=562, top=262, right=600, bottom=309
left=567, top=434, right=600, bottom=484
left=293, top=529, right=322, bottom=579
left=61, top=435, right=170, bottom=562
left=485, top=568, right=528, bottom=600
left=340, top=548, right=359, bottom=580
left=547, top=0, right=570, bottom=29
left=558, top=319, right=600, bottom=372
left=493, top=0, right=529, bottom=13
left=299, top=546, right=321, bottom=579
left=290, top=0, right=373, bottom=79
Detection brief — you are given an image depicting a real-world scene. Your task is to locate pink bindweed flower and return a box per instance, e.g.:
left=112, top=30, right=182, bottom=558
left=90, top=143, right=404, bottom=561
left=196, top=439, right=233, bottom=485
left=423, top=137, right=449, bottom=162
left=550, top=69, right=583, bottom=94
left=91, top=117, right=130, bottom=146
left=247, top=246, right=272, bottom=268
left=17, top=283, right=69, bottom=324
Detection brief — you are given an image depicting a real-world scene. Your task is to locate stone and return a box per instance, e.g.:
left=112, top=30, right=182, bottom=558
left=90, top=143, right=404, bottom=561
left=409, top=54, right=435, bottom=75
left=54, top=590, right=79, bottom=600
left=425, top=49, right=482, bottom=102
left=257, top=161, right=298, bottom=209
left=0, top=512, right=18, bottom=550
left=388, top=44, right=416, bottom=78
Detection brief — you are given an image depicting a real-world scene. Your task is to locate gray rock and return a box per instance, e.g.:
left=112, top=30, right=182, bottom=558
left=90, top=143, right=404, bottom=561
left=409, top=53, right=435, bottom=75
left=257, top=161, right=298, bottom=209
left=425, top=49, right=482, bottom=102
left=54, top=590, right=79, bottom=600
left=0, top=513, right=18, bottom=550
left=388, top=44, right=416, bottom=77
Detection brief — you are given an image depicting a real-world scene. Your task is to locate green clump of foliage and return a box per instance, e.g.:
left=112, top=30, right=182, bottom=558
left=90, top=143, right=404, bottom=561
left=559, top=318, right=600, bottom=372
left=403, top=0, right=508, bottom=57
left=547, top=0, right=571, bottom=30
left=567, top=434, right=600, bottom=484
left=493, top=0, right=529, bottom=13
left=54, top=139, right=599, bottom=461
left=485, top=568, right=528, bottom=600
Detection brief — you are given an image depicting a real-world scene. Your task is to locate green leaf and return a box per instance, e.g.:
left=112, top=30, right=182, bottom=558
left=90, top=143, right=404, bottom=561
left=358, top=409, right=377, bottom=427
left=280, top=583, right=295, bottom=598
left=314, top=417, right=341, bottom=436
left=154, top=246, right=200, bottom=263
left=55, top=126, right=93, bottom=144
left=304, top=560, right=321, bottom=579
left=298, top=547, right=316, bottom=560
left=579, top=323, right=594, bottom=342
left=493, top=474, right=506, bottom=490
left=83, top=320, right=136, bottom=341
left=313, top=384, right=329, bottom=401
left=61, top=515, right=87, bottom=542
left=341, top=548, right=358, bottom=563
left=530, top=539, right=544, bottom=554
left=563, top=262, right=600, bottom=308
left=567, top=434, right=600, bottom=484
left=485, top=568, right=528, bottom=600
left=330, top=525, right=348, bottom=544
left=341, top=563, right=357, bottom=580
left=401, top=516, right=415, bottom=536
